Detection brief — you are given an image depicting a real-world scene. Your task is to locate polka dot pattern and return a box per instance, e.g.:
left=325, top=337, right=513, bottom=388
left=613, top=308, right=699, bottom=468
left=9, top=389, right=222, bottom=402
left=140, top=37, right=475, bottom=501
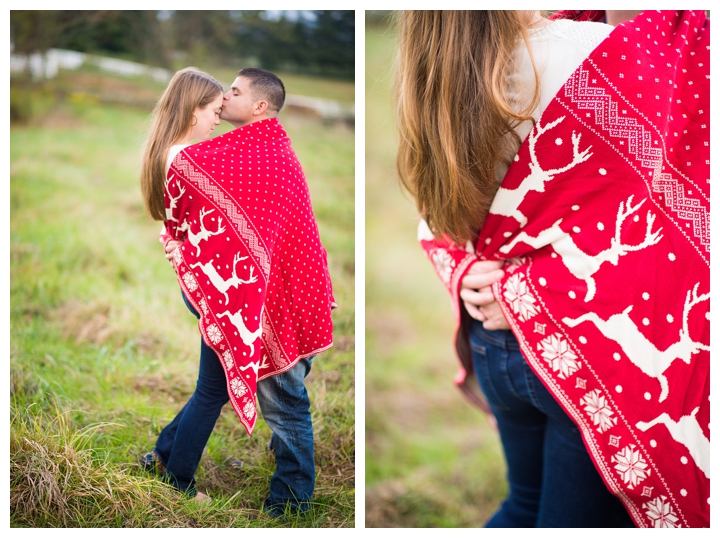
left=165, top=118, right=334, bottom=435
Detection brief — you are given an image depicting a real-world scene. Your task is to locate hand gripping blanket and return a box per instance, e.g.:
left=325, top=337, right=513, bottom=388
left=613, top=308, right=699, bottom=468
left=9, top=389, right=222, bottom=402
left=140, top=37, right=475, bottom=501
left=419, top=10, right=709, bottom=528
left=162, top=118, right=334, bottom=435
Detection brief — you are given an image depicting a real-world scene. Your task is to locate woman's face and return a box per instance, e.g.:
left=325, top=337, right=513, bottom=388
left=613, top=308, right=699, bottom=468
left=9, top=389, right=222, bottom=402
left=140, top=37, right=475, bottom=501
left=189, top=92, right=223, bottom=141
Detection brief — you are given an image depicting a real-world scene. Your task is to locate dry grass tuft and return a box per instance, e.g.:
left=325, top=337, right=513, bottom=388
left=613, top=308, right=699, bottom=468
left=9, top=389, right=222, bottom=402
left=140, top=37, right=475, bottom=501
left=364, top=481, right=410, bottom=528
left=10, top=404, right=180, bottom=527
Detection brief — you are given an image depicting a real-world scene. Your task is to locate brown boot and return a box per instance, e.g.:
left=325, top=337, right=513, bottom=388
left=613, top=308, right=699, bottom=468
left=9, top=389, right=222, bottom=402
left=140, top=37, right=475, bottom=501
left=140, top=450, right=166, bottom=475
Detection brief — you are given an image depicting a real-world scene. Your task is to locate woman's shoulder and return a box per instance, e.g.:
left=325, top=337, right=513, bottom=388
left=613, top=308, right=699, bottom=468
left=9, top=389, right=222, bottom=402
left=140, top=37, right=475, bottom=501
left=169, top=143, right=190, bottom=157
left=166, top=144, right=190, bottom=173
left=548, top=18, right=614, bottom=52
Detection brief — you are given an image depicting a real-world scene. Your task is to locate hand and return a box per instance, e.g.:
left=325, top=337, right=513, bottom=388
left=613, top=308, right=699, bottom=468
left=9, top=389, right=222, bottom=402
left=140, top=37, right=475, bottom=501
left=474, top=286, right=511, bottom=330
left=165, top=240, right=182, bottom=269
left=460, top=260, right=510, bottom=330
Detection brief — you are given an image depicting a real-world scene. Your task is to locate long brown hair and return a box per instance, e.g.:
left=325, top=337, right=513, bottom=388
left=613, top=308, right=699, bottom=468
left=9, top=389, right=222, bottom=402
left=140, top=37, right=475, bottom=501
left=140, top=67, right=222, bottom=221
left=394, top=11, right=541, bottom=244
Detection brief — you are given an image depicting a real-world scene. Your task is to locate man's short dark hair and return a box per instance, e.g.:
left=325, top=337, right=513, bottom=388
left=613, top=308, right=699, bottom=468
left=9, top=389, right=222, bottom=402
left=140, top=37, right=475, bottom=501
left=237, top=67, right=286, bottom=113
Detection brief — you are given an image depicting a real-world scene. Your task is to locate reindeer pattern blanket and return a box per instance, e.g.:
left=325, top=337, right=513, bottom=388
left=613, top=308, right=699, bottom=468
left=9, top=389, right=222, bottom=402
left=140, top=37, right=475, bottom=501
left=420, top=10, right=709, bottom=528
left=163, top=118, right=334, bottom=435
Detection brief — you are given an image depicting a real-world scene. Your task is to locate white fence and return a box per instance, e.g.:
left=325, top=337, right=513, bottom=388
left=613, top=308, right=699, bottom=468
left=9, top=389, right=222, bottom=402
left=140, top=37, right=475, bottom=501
left=11, top=48, right=353, bottom=123
left=10, top=48, right=172, bottom=83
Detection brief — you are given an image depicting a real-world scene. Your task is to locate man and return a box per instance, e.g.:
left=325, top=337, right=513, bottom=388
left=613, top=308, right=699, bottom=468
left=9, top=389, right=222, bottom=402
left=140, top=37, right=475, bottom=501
left=220, top=67, right=285, bottom=128
left=164, top=67, right=334, bottom=517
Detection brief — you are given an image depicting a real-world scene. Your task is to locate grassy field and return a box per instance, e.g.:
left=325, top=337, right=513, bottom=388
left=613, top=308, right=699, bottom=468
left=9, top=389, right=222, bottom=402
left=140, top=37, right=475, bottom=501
left=364, top=15, right=506, bottom=527
left=10, top=69, right=354, bottom=528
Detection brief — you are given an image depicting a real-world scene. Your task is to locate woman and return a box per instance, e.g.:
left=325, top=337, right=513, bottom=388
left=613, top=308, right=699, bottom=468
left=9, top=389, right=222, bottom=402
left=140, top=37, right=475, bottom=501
left=139, top=67, right=224, bottom=503
left=395, top=10, right=709, bottom=528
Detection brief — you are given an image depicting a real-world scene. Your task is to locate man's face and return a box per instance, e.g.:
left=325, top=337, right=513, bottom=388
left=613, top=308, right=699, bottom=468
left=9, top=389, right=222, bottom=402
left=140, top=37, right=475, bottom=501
left=221, top=76, right=258, bottom=127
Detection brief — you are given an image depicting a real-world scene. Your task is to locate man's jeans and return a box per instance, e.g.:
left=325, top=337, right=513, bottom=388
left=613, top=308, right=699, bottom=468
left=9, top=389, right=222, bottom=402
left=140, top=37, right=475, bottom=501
left=469, top=320, right=635, bottom=528
left=257, top=357, right=315, bottom=512
left=154, top=293, right=315, bottom=508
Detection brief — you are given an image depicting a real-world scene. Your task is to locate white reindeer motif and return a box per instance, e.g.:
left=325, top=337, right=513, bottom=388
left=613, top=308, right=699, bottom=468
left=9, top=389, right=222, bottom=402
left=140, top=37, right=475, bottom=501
left=164, top=174, right=185, bottom=222
left=217, top=306, right=264, bottom=357
left=490, top=116, right=593, bottom=227
left=237, top=354, right=271, bottom=377
left=562, top=283, right=709, bottom=402
left=180, top=207, right=226, bottom=257
left=636, top=408, right=709, bottom=478
left=190, top=252, right=258, bottom=304
left=500, top=196, right=663, bottom=301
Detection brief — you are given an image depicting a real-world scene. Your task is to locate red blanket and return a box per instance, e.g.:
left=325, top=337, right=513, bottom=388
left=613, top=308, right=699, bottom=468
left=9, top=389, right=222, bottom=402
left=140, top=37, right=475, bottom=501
left=163, top=118, right=334, bottom=435
left=420, top=10, right=709, bottom=527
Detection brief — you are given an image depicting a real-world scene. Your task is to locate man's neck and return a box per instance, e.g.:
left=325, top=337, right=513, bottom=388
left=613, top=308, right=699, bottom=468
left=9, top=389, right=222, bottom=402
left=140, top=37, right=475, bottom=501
left=227, top=115, right=275, bottom=129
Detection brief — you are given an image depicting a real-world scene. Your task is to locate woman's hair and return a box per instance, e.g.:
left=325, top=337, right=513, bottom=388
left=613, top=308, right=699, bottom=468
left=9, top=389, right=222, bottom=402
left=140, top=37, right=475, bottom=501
left=394, top=11, right=541, bottom=244
left=140, top=67, right=223, bottom=221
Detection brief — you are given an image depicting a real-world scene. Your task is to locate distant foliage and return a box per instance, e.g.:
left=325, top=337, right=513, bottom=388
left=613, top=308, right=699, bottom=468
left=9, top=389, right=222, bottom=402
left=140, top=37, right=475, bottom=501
left=10, top=11, right=169, bottom=67
left=10, top=10, right=354, bottom=79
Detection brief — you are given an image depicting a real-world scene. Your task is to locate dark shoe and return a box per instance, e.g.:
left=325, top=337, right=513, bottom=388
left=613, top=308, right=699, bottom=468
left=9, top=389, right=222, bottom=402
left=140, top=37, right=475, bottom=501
left=140, top=450, right=166, bottom=475
left=263, top=500, right=309, bottom=519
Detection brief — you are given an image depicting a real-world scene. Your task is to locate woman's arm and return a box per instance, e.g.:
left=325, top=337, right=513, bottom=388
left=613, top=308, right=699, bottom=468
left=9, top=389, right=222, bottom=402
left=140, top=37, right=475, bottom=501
left=418, top=219, right=509, bottom=329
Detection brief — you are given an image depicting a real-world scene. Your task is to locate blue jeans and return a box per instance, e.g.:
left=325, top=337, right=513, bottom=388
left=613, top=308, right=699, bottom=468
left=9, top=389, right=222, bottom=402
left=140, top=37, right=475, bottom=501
left=154, top=293, right=315, bottom=507
left=257, top=357, right=315, bottom=512
left=469, top=320, right=634, bottom=528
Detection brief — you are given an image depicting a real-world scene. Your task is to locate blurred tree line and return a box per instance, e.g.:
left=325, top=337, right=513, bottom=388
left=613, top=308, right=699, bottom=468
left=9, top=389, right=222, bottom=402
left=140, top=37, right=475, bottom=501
left=10, top=10, right=354, bottom=79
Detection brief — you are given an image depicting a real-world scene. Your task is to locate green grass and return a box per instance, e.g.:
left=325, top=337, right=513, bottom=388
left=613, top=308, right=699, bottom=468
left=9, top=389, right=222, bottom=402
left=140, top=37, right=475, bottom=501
left=364, top=18, right=506, bottom=527
left=10, top=74, right=354, bottom=528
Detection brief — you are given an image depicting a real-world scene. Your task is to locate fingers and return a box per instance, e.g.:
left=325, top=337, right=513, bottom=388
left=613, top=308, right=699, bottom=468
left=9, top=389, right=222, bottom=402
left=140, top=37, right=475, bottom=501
left=463, top=301, right=486, bottom=322
left=465, top=260, right=504, bottom=274
left=459, top=287, right=495, bottom=307
left=483, top=317, right=510, bottom=331
left=164, top=240, right=181, bottom=255
left=481, top=305, right=511, bottom=330
left=462, top=269, right=504, bottom=290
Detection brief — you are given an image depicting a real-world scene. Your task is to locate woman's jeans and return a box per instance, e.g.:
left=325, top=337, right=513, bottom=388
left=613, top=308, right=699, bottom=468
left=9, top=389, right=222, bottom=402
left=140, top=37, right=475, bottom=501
left=469, top=320, right=635, bottom=528
left=153, top=293, right=315, bottom=509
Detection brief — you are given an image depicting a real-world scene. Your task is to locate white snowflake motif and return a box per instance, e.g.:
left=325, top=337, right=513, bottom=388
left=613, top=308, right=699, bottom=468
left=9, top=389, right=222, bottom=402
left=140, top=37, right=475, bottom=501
left=430, top=249, right=455, bottom=286
left=612, top=444, right=650, bottom=489
left=206, top=323, right=222, bottom=344
left=199, top=298, right=208, bottom=315
left=503, top=273, right=539, bottom=321
left=222, top=350, right=234, bottom=370
left=230, top=377, right=247, bottom=398
left=581, top=389, right=617, bottom=433
left=537, top=333, right=580, bottom=379
left=243, top=399, right=256, bottom=420
left=644, top=496, right=680, bottom=528
left=182, top=271, right=198, bottom=292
